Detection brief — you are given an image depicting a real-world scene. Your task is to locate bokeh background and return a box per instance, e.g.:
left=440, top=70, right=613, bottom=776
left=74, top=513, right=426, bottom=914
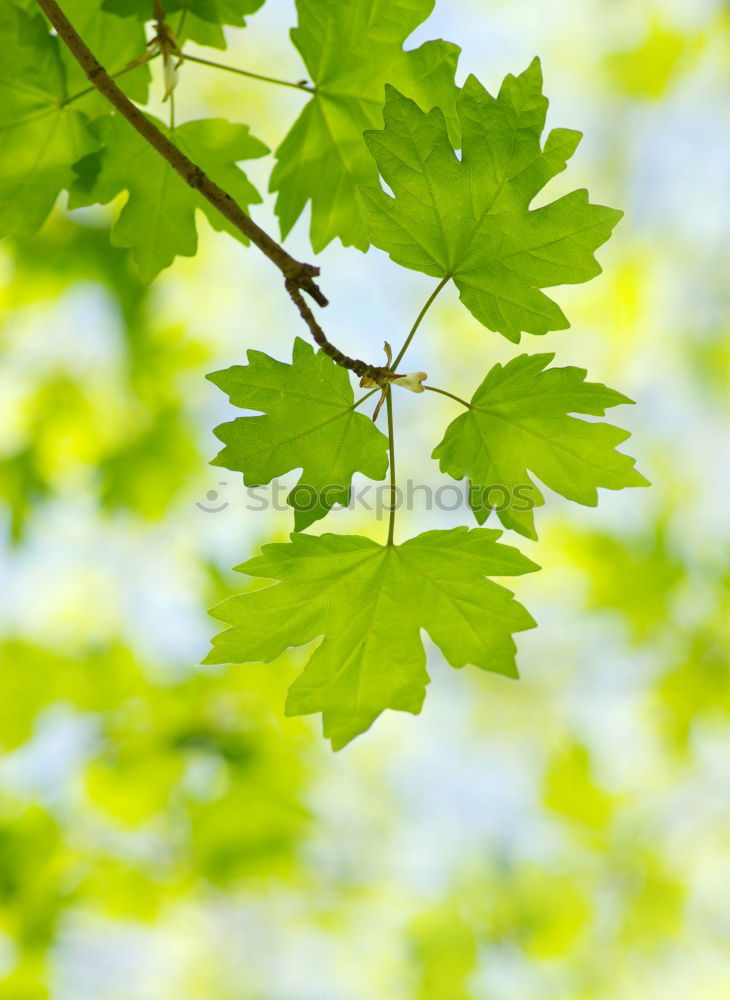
left=1, top=0, right=729, bottom=996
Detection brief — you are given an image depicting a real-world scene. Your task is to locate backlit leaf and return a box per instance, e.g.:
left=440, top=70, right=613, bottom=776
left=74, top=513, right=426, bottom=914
left=362, top=59, right=622, bottom=341
left=68, top=114, right=268, bottom=280
left=208, top=338, right=389, bottom=530
left=0, top=0, right=98, bottom=237
left=102, top=0, right=265, bottom=49
left=270, top=0, right=460, bottom=252
left=206, top=527, right=538, bottom=748
left=432, top=353, right=648, bottom=539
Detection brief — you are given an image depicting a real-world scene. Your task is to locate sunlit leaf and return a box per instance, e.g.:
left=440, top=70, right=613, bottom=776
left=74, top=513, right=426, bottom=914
left=206, top=527, right=538, bottom=748
left=271, top=0, right=460, bottom=251
left=0, top=0, right=98, bottom=237
left=208, top=338, right=389, bottom=530
left=362, top=59, right=622, bottom=340
left=432, top=353, right=648, bottom=539
left=102, top=0, right=266, bottom=49
left=69, top=114, right=268, bottom=280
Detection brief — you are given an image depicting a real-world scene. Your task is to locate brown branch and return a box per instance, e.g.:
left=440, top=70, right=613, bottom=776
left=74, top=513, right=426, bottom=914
left=285, top=282, right=388, bottom=382
left=34, top=0, right=331, bottom=303
left=36, top=0, right=390, bottom=381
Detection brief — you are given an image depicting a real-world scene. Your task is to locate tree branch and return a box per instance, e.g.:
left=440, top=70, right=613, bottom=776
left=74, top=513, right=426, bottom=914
left=35, top=0, right=388, bottom=381
left=285, top=282, right=388, bottom=381
left=37, top=0, right=324, bottom=300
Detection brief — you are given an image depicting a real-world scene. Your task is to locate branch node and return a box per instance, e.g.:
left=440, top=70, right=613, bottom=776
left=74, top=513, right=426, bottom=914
left=188, top=166, right=205, bottom=189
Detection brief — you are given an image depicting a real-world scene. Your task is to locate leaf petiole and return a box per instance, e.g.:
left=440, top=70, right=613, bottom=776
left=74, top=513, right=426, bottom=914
left=390, top=274, right=450, bottom=372
left=180, top=53, right=315, bottom=92
left=424, top=385, right=472, bottom=409
left=352, top=388, right=379, bottom=411
left=59, top=50, right=159, bottom=108
left=385, top=387, right=396, bottom=545
left=177, top=0, right=189, bottom=37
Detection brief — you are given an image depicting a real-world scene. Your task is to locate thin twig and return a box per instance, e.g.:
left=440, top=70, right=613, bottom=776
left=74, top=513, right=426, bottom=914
left=285, top=281, right=389, bottom=382
left=424, top=385, right=472, bottom=408
left=182, top=53, right=314, bottom=92
left=385, top=388, right=397, bottom=546
left=390, top=275, right=450, bottom=371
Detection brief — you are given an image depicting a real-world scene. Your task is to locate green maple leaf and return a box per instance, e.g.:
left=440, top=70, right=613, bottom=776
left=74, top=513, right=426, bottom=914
left=208, top=338, right=389, bottom=530
left=270, top=0, right=460, bottom=252
left=57, top=0, right=150, bottom=112
left=165, top=0, right=264, bottom=25
left=69, top=114, right=268, bottom=281
left=432, top=353, right=649, bottom=540
left=0, top=0, right=99, bottom=237
left=102, top=0, right=263, bottom=25
left=10, top=0, right=150, bottom=105
left=102, top=0, right=265, bottom=49
left=205, top=527, right=538, bottom=748
left=361, top=58, right=623, bottom=342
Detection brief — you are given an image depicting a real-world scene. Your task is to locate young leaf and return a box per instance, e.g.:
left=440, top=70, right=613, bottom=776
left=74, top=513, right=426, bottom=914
left=102, top=0, right=265, bottom=49
left=69, top=115, right=268, bottom=281
left=205, top=527, right=538, bottom=749
left=208, top=338, right=389, bottom=530
left=0, top=0, right=99, bottom=237
left=432, top=354, right=649, bottom=539
left=270, top=0, right=460, bottom=252
left=361, top=59, right=623, bottom=341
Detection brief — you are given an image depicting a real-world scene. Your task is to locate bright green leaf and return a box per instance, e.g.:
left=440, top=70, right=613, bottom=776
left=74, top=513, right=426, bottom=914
left=69, top=114, right=268, bottom=280
left=432, top=353, right=648, bottom=539
left=102, top=0, right=263, bottom=25
left=58, top=0, right=151, bottom=111
left=0, top=0, right=99, bottom=237
left=270, top=0, right=460, bottom=252
left=208, top=338, right=389, bottom=530
left=102, top=0, right=265, bottom=49
left=362, top=59, right=623, bottom=341
left=205, top=527, right=538, bottom=748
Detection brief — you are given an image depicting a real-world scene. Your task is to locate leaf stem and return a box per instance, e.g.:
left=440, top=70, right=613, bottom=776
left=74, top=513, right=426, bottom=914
left=385, top=388, right=397, bottom=546
left=177, top=1, right=189, bottom=37
left=59, top=51, right=158, bottom=108
left=390, top=275, right=450, bottom=372
left=181, top=52, right=314, bottom=92
left=424, top=385, right=472, bottom=408
left=352, top=388, right=379, bottom=411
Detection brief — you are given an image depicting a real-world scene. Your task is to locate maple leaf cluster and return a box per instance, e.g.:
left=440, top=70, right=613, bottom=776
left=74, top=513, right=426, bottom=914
left=0, top=0, right=647, bottom=747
